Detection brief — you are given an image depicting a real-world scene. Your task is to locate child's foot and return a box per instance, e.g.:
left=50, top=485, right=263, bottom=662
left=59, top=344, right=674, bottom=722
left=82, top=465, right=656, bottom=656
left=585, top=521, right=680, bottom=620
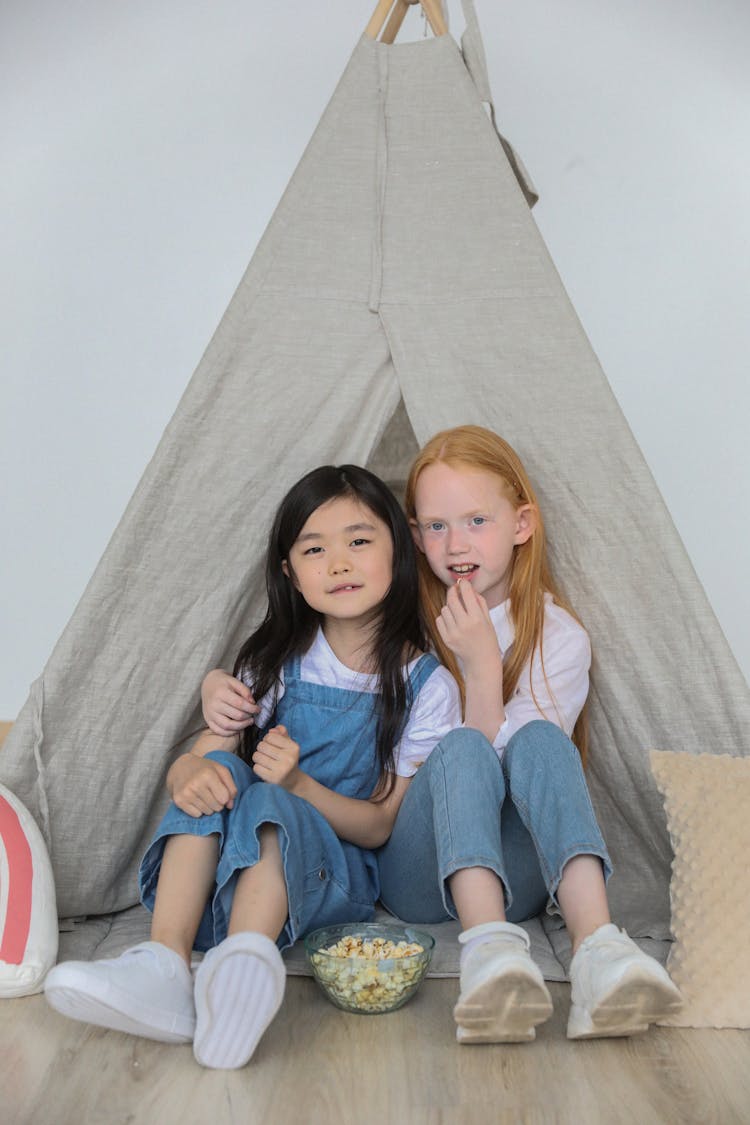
left=193, top=931, right=286, bottom=1069
left=43, top=941, right=195, bottom=1043
left=453, top=921, right=553, bottom=1043
left=567, top=923, right=683, bottom=1039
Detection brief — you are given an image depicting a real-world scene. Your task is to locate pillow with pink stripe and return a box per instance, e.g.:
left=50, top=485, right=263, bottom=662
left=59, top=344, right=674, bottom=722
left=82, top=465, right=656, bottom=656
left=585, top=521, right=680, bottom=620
left=0, top=782, right=58, bottom=997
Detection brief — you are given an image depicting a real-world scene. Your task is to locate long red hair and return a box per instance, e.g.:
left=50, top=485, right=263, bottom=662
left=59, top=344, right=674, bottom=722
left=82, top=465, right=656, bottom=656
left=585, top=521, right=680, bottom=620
left=405, top=425, right=589, bottom=765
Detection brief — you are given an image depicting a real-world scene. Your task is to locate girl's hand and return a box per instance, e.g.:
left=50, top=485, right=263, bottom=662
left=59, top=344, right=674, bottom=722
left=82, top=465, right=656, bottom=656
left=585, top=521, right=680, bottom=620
left=252, top=725, right=301, bottom=791
left=169, top=753, right=238, bottom=818
left=436, top=580, right=504, bottom=683
left=201, top=669, right=259, bottom=735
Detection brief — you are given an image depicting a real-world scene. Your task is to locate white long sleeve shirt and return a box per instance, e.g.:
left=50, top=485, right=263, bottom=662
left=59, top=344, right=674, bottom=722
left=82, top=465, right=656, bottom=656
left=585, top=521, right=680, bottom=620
left=475, top=593, right=591, bottom=756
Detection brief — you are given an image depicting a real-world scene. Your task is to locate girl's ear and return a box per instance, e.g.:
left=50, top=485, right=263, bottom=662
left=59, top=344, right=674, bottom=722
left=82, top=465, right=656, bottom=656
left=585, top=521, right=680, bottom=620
left=409, top=519, right=426, bottom=554
left=281, top=559, right=299, bottom=589
left=513, top=504, right=537, bottom=546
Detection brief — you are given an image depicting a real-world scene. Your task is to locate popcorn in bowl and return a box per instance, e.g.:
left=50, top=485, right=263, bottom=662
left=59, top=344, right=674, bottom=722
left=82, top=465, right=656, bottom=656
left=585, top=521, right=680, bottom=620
left=304, top=922, right=435, bottom=1013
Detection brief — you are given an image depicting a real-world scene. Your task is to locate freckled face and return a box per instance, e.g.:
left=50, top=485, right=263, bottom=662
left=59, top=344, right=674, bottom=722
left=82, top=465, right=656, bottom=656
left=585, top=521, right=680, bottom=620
left=411, top=462, right=534, bottom=610
left=284, top=496, right=394, bottom=625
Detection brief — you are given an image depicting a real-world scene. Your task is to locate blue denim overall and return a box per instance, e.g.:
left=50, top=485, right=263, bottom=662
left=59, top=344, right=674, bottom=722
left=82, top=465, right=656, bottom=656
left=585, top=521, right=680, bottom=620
left=139, top=651, right=439, bottom=952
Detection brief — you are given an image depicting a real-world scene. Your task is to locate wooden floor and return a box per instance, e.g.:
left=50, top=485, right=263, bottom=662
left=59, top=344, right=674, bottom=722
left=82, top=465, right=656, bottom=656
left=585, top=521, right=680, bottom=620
left=2, top=721, right=750, bottom=1124
left=3, top=980, right=750, bottom=1124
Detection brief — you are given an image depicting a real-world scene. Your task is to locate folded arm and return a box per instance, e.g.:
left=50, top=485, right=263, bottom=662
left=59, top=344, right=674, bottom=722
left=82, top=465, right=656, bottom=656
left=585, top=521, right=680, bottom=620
left=166, top=728, right=240, bottom=817
left=253, top=725, right=410, bottom=849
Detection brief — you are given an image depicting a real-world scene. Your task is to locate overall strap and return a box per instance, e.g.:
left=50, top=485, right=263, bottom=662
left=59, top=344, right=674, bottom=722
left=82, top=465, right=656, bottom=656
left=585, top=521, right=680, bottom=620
left=459, top=0, right=539, bottom=208
left=407, top=652, right=441, bottom=697
left=283, top=652, right=303, bottom=683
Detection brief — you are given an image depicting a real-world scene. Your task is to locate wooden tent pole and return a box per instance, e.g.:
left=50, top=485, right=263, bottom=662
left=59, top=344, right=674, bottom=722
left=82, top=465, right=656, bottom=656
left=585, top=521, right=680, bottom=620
left=365, top=0, right=447, bottom=41
left=381, top=0, right=410, bottom=44
left=365, top=0, right=398, bottom=39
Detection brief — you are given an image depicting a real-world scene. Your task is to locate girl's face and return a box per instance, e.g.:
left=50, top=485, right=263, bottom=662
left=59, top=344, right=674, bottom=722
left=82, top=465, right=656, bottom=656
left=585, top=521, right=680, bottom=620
left=411, top=461, right=534, bottom=609
left=283, top=495, right=394, bottom=627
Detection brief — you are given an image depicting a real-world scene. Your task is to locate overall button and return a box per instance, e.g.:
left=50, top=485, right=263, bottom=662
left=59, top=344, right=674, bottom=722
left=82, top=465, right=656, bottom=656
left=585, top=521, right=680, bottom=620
left=318, top=868, right=327, bottom=881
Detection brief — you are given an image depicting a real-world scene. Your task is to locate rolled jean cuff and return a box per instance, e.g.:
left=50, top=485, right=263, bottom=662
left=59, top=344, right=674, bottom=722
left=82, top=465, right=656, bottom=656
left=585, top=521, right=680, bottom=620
left=545, top=845, right=613, bottom=914
left=441, top=854, right=510, bottom=917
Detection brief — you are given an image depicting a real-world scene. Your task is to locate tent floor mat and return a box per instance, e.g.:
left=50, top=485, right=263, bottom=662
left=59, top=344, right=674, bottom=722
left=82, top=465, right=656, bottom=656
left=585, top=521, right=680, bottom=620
left=57, top=902, right=671, bottom=981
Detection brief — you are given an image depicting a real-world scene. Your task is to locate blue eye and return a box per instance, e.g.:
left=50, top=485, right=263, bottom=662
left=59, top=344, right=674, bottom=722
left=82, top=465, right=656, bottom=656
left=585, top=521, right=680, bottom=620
left=471, top=516, right=487, bottom=526
left=426, top=521, right=446, bottom=533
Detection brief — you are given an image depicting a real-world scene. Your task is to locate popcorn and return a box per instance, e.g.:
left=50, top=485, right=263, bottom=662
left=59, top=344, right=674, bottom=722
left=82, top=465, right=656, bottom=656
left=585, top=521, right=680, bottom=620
left=321, top=935, right=424, bottom=960
left=309, top=934, right=428, bottom=1012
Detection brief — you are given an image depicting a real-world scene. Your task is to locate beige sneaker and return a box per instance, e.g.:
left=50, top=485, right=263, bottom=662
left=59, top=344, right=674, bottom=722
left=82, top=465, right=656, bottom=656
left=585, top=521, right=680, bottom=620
left=567, top=923, right=682, bottom=1039
left=454, top=921, right=553, bottom=1043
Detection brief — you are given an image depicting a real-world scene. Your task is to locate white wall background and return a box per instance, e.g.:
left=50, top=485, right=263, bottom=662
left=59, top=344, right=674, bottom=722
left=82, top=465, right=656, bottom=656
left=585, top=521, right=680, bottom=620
left=1, top=0, right=748, bottom=719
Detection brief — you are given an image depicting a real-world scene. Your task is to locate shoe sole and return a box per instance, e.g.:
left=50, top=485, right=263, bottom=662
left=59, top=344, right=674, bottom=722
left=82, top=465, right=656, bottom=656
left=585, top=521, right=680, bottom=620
left=454, top=966, right=553, bottom=1044
left=45, top=967, right=195, bottom=1044
left=193, top=938, right=286, bottom=1069
left=567, top=965, right=683, bottom=1039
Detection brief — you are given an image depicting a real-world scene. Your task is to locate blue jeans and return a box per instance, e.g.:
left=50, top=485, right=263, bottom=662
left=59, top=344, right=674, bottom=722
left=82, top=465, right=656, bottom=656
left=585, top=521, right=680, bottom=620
left=377, top=721, right=612, bottom=924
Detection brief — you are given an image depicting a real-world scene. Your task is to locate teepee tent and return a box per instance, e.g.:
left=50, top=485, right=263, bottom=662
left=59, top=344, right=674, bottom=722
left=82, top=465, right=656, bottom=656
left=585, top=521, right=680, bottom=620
left=2, top=0, right=748, bottom=963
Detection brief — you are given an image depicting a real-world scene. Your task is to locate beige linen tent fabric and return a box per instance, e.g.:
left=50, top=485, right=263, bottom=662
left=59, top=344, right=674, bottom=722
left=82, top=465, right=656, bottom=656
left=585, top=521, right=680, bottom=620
left=2, top=3, right=748, bottom=955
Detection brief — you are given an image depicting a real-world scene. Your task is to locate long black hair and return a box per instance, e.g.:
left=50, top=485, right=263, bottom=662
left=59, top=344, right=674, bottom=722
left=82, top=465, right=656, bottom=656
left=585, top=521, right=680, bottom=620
left=233, top=465, right=427, bottom=793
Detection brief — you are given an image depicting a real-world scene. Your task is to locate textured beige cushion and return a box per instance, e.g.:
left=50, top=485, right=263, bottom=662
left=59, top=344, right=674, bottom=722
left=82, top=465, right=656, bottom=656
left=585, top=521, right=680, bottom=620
left=650, top=750, right=750, bottom=1028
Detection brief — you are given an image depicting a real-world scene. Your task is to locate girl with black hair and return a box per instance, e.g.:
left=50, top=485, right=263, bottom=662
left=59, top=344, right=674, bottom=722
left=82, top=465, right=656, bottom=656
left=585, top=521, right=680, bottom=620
left=44, top=465, right=460, bottom=1070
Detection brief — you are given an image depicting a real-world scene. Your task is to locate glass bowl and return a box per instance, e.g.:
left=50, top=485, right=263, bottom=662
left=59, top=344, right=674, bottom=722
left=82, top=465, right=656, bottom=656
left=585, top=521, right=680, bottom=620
left=304, top=922, right=435, bottom=1014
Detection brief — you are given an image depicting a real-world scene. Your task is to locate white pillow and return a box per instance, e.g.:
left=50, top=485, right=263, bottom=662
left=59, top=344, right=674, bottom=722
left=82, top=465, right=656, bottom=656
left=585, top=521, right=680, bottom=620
left=0, top=782, right=58, bottom=997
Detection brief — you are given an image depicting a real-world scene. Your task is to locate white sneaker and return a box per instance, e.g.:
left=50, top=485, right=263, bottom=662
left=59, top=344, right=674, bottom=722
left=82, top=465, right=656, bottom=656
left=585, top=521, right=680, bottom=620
left=454, top=921, right=553, bottom=1043
left=43, top=941, right=196, bottom=1043
left=193, top=932, right=286, bottom=1069
left=567, top=923, right=683, bottom=1039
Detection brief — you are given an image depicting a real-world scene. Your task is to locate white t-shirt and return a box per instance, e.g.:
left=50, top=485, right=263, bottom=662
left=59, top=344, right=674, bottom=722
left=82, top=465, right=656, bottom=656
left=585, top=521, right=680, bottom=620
left=480, top=592, right=591, bottom=756
left=247, top=629, right=461, bottom=778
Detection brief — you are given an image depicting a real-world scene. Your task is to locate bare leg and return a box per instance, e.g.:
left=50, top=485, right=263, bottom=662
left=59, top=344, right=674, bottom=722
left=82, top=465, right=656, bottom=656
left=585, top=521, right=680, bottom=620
left=151, top=834, right=219, bottom=966
left=556, top=854, right=610, bottom=953
left=228, top=823, right=288, bottom=940
left=449, top=866, right=506, bottom=929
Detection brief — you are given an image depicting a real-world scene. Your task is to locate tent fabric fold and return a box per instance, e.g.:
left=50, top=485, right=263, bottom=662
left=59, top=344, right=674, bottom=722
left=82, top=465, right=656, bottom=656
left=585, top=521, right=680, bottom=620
left=2, top=11, right=748, bottom=952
